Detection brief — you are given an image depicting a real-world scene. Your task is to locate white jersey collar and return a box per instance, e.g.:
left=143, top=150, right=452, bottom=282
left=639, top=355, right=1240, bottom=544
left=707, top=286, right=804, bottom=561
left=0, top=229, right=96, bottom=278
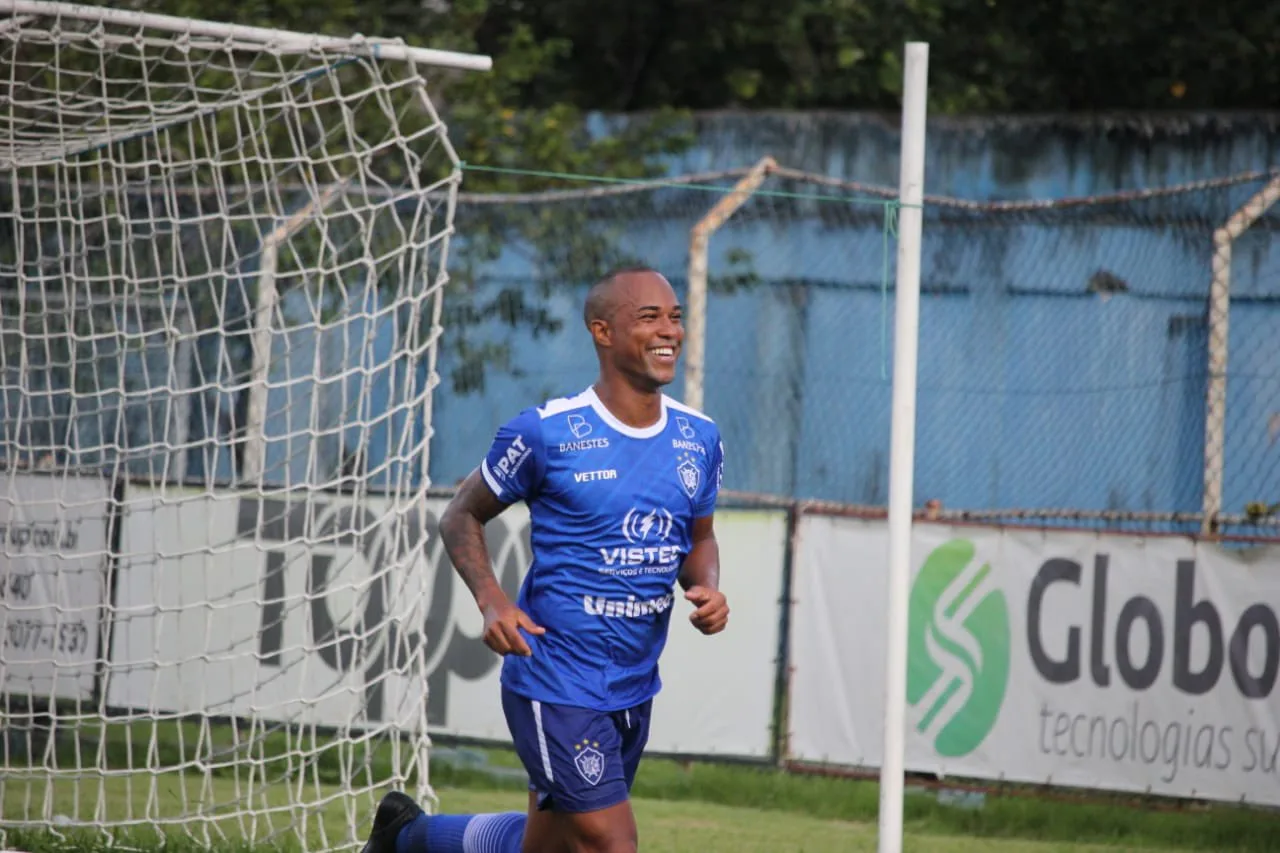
left=585, top=386, right=668, bottom=439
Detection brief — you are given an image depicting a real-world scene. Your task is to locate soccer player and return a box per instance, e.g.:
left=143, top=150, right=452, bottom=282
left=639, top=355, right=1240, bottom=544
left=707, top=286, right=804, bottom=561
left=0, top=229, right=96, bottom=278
left=359, top=267, right=728, bottom=853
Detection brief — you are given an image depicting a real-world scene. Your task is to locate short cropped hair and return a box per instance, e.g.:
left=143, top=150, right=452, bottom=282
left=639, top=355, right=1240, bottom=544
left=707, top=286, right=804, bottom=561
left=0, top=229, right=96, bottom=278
left=583, top=265, right=664, bottom=327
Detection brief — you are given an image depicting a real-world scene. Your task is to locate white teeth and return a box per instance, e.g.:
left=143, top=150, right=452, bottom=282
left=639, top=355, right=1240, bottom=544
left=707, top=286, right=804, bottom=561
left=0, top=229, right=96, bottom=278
left=651, top=347, right=674, bottom=356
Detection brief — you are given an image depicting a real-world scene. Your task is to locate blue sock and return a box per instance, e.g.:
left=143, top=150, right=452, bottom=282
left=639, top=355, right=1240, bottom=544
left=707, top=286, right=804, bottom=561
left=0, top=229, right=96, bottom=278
left=396, top=810, right=526, bottom=853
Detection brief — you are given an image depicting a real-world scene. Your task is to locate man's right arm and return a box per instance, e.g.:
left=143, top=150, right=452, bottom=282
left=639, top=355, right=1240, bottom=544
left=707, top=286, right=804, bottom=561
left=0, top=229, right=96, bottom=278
left=438, top=468, right=510, bottom=613
left=440, top=417, right=545, bottom=655
left=440, top=468, right=545, bottom=656
left=440, top=405, right=547, bottom=656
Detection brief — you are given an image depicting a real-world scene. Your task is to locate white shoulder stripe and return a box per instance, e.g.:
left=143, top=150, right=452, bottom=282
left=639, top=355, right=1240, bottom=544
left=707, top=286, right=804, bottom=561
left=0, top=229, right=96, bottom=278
left=480, top=459, right=504, bottom=496
left=664, top=395, right=714, bottom=423
left=536, top=390, right=593, bottom=419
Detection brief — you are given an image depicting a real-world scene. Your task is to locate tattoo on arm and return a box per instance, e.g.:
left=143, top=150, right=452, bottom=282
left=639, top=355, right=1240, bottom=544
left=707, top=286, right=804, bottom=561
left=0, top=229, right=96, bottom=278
left=439, top=468, right=509, bottom=610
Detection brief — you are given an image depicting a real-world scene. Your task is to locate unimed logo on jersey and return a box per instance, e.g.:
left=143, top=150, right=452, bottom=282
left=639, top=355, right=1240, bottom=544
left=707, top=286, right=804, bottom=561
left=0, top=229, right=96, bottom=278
left=906, top=539, right=1011, bottom=758
left=238, top=496, right=530, bottom=727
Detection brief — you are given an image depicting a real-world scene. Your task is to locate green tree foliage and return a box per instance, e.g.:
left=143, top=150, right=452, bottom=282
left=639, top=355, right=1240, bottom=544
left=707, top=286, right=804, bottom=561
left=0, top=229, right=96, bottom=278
left=125, top=0, right=695, bottom=185
left=474, top=0, right=1280, bottom=112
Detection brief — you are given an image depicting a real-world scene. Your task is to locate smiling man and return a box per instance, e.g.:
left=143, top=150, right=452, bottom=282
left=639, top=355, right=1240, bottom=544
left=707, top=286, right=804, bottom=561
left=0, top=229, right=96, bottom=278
left=360, top=266, right=729, bottom=853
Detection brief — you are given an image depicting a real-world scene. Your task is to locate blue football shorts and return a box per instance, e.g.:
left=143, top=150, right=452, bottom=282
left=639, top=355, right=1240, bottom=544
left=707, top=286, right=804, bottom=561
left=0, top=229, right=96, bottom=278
left=501, top=685, right=653, bottom=814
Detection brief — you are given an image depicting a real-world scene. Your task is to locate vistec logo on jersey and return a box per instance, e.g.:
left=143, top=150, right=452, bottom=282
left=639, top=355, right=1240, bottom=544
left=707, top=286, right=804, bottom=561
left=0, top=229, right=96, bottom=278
left=599, top=507, right=680, bottom=571
left=622, top=506, right=674, bottom=543
left=907, top=539, right=1011, bottom=758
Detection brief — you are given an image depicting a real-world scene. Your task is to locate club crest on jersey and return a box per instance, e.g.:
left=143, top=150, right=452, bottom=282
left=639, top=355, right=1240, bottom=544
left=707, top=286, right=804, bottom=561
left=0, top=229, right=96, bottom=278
left=574, top=741, right=605, bottom=785
left=676, top=451, right=700, bottom=498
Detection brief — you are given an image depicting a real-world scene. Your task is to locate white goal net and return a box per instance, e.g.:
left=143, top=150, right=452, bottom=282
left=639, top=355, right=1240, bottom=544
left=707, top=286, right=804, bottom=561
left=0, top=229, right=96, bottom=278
left=1, top=2, right=484, bottom=850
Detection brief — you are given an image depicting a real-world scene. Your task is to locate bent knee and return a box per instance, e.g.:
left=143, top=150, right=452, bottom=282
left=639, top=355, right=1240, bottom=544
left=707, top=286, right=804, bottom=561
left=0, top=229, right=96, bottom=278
left=567, top=821, right=636, bottom=853
left=569, top=839, right=636, bottom=853
left=564, top=803, right=637, bottom=853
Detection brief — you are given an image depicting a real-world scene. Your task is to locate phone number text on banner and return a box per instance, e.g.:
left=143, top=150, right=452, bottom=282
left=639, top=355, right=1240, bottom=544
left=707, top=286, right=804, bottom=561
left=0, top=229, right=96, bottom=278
left=1, top=472, right=110, bottom=702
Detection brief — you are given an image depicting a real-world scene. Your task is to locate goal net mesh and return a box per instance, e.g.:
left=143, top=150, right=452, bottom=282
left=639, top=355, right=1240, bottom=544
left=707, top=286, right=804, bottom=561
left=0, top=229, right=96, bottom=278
left=1, top=4, right=461, bottom=850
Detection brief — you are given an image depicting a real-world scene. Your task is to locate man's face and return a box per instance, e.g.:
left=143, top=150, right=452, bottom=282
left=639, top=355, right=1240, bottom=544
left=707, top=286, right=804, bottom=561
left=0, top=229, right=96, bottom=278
left=594, top=272, right=684, bottom=389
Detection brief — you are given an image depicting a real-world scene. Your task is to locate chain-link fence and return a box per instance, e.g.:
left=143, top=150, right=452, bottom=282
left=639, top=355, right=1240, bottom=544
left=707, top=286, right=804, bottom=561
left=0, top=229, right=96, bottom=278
left=433, top=165, right=1280, bottom=534
left=5, top=159, right=1275, bottom=531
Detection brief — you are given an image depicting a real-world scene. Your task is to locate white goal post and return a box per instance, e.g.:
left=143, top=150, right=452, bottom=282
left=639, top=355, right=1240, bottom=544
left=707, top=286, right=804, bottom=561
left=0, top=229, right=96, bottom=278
left=0, top=2, right=488, bottom=851
left=879, top=41, right=929, bottom=853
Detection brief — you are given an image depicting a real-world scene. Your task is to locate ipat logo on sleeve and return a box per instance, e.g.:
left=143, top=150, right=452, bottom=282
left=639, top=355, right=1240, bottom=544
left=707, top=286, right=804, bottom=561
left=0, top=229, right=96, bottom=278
left=494, top=435, right=532, bottom=480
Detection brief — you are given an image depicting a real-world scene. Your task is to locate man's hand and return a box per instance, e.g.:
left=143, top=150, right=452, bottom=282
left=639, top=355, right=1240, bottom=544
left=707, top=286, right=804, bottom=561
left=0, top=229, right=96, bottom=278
left=482, top=600, right=546, bottom=656
left=685, top=586, right=729, bottom=635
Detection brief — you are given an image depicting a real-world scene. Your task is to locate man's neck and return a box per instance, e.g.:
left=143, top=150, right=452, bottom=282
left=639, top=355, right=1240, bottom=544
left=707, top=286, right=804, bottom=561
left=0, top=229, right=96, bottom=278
left=592, top=377, right=663, bottom=429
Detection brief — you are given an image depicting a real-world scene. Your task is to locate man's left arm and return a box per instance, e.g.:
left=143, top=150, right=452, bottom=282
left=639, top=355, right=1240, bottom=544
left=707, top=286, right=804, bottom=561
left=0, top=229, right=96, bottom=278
left=680, top=515, right=729, bottom=635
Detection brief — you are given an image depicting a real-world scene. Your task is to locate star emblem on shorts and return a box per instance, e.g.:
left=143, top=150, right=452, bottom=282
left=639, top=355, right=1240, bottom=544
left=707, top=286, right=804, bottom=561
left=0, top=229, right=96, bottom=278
left=573, top=740, right=605, bottom=786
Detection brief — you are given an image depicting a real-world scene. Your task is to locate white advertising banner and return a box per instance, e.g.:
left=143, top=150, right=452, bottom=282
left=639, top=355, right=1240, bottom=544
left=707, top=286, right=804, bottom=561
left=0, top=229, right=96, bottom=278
left=109, top=487, right=526, bottom=735
left=1, top=472, right=110, bottom=701
left=789, top=515, right=1280, bottom=807
left=110, top=485, right=785, bottom=758
left=648, top=508, right=786, bottom=758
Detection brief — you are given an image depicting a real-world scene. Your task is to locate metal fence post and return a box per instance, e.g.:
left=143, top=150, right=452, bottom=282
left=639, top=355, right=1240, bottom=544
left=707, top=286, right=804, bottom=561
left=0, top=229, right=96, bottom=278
left=1201, top=174, right=1280, bottom=533
left=684, top=156, right=776, bottom=412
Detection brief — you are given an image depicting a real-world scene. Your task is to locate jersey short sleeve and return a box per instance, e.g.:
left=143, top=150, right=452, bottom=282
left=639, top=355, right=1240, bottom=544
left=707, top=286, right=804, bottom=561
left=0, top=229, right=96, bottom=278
left=694, top=432, right=724, bottom=518
left=479, top=407, right=545, bottom=504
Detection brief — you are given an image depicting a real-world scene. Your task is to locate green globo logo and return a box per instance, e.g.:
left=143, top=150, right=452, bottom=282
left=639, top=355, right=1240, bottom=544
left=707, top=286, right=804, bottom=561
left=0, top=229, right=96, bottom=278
left=907, top=539, right=1011, bottom=757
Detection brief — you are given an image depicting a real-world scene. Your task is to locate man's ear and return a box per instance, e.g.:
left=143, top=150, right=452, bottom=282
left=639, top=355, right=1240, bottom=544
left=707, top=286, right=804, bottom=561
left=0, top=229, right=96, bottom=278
left=588, top=318, right=611, bottom=347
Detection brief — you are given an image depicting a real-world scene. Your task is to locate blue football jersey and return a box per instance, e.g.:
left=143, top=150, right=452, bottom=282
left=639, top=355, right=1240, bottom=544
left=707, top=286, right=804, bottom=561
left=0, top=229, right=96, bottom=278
left=478, top=386, right=725, bottom=712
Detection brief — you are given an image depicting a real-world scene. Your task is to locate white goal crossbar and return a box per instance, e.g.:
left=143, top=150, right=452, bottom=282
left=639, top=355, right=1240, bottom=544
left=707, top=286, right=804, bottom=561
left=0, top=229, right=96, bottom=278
left=0, top=0, right=494, bottom=71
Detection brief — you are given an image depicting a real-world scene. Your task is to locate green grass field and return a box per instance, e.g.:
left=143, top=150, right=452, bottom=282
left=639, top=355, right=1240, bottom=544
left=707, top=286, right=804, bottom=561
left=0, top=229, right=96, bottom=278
left=4, top=739, right=1280, bottom=853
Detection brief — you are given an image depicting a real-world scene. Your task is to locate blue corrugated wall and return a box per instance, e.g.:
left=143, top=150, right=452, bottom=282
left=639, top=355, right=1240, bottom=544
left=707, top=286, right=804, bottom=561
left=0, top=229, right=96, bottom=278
left=423, top=113, right=1280, bottom=517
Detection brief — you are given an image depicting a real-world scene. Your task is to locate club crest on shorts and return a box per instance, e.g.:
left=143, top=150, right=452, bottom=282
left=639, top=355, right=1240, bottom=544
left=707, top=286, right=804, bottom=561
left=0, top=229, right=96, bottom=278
left=573, top=740, right=605, bottom=786
left=676, top=452, right=700, bottom=498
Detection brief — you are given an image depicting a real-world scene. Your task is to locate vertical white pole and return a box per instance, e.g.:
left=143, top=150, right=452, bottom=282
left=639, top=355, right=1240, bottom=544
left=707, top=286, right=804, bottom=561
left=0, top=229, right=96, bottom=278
left=242, top=245, right=279, bottom=486
left=241, top=181, right=349, bottom=486
left=878, top=41, right=929, bottom=853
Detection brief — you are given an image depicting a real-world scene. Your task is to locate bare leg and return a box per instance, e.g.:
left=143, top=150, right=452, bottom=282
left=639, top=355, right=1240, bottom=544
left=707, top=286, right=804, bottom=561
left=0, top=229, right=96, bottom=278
left=559, top=800, right=638, bottom=853
left=521, top=791, right=569, bottom=853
